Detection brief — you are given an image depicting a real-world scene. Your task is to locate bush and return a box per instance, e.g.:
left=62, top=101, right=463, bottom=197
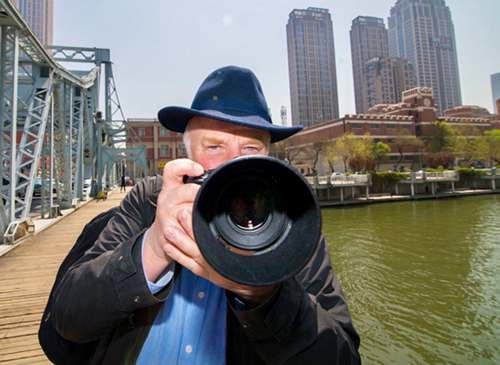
left=457, top=167, right=485, bottom=178
left=372, top=171, right=410, bottom=193
left=424, top=167, right=445, bottom=173
left=372, top=171, right=409, bottom=182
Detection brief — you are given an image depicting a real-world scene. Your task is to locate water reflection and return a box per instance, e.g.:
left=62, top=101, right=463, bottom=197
left=323, top=195, right=500, bottom=365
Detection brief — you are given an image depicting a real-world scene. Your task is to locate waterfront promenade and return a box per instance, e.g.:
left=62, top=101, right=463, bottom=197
left=0, top=190, right=126, bottom=364
left=319, top=188, right=499, bottom=207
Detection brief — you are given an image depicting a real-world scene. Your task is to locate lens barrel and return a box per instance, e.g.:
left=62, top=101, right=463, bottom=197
left=191, top=156, right=321, bottom=285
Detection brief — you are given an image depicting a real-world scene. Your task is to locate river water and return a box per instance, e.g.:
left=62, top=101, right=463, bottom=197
left=322, top=195, right=500, bottom=365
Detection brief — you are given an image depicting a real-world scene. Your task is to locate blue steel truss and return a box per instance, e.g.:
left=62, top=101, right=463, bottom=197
left=0, top=0, right=146, bottom=244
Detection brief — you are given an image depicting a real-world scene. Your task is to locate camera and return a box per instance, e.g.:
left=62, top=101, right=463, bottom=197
left=186, top=156, right=321, bottom=286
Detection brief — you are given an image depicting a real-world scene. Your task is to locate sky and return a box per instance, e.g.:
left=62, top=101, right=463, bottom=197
left=54, top=0, right=500, bottom=124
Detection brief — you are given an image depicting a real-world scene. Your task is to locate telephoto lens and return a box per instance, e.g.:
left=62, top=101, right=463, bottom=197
left=189, top=156, right=321, bottom=286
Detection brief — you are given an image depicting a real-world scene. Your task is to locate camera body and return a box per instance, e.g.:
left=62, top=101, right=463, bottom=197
left=186, top=156, right=321, bottom=286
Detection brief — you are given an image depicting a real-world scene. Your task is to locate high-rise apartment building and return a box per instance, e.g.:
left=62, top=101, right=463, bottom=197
left=491, top=73, right=500, bottom=114
left=388, top=0, right=462, bottom=113
left=350, top=16, right=389, bottom=113
left=13, top=0, right=53, bottom=45
left=287, top=7, right=339, bottom=127
left=365, top=57, right=416, bottom=108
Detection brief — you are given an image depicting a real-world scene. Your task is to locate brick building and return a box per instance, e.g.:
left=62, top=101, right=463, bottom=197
left=274, top=87, right=499, bottom=174
left=126, top=118, right=186, bottom=177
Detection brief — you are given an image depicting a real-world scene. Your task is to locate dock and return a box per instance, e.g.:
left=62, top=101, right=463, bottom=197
left=0, top=190, right=126, bottom=364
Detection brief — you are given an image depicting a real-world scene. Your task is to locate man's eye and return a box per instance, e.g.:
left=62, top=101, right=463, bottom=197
left=243, top=146, right=259, bottom=153
left=207, top=145, right=221, bottom=150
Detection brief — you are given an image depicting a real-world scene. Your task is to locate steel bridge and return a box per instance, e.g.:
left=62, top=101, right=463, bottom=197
left=0, top=0, right=146, bottom=246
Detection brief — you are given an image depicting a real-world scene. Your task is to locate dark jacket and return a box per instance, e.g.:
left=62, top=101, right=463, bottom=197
left=52, top=176, right=361, bottom=364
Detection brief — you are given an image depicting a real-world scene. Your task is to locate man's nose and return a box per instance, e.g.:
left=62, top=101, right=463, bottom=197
left=227, top=144, right=241, bottom=160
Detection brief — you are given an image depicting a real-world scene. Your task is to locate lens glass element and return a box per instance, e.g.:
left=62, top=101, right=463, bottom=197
left=226, top=179, right=271, bottom=231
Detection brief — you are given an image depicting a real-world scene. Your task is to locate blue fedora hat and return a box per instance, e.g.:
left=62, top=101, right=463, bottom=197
left=157, top=66, right=302, bottom=143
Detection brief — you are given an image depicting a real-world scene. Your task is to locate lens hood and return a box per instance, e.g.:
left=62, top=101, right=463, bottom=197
left=192, top=156, right=321, bottom=285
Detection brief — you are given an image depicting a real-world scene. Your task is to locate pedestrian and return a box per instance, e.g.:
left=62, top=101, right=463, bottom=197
left=120, top=174, right=126, bottom=192
left=52, top=66, right=360, bottom=364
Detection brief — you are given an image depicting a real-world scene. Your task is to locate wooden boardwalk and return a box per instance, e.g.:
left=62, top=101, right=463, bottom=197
left=0, top=190, right=127, bottom=364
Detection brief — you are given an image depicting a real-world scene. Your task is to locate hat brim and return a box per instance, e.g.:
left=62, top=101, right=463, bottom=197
left=158, top=106, right=302, bottom=143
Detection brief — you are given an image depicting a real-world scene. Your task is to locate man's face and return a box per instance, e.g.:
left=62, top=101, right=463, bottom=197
left=185, top=117, right=270, bottom=170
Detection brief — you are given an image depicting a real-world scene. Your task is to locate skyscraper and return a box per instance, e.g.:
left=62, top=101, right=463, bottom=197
left=365, top=57, right=416, bottom=108
left=491, top=73, right=500, bottom=114
left=13, top=0, right=54, bottom=45
left=280, top=106, right=289, bottom=126
left=287, top=7, right=339, bottom=128
left=388, top=0, right=462, bottom=113
left=350, top=16, right=389, bottom=113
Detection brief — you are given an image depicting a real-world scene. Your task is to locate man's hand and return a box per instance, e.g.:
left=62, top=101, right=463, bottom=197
left=143, top=159, right=203, bottom=282
left=143, top=158, right=277, bottom=305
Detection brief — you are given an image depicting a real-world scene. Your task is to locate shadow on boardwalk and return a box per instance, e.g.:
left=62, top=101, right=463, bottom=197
left=0, top=189, right=127, bottom=364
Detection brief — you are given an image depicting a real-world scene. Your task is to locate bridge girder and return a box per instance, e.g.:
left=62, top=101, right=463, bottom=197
left=0, top=0, right=145, bottom=244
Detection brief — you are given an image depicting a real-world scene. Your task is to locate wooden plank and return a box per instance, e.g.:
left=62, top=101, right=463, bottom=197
left=0, top=190, right=125, bottom=363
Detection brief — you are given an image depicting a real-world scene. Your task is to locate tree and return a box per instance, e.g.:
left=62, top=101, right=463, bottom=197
left=426, top=121, right=457, bottom=153
left=483, top=129, right=500, bottom=166
left=325, top=133, right=375, bottom=172
left=373, top=141, right=390, bottom=170
left=392, top=132, right=423, bottom=170
left=326, top=134, right=356, bottom=172
left=308, top=142, right=324, bottom=175
left=424, top=121, right=457, bottom=168
left=349, top=133, right=374, bottom=172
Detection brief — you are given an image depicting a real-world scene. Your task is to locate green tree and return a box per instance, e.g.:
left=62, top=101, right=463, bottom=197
left=350, top=133, right=375, bottom=171
left=373, top=141, right=390, bottom=170
left=426, top=121, right=457, bottom=153
left=482, top=129, right=500, bottom=165
left=326, top=133, right=375, bottom=172
left=326, top=133, right=356, bottom=172
left=392, top=132, right=423, bottom=170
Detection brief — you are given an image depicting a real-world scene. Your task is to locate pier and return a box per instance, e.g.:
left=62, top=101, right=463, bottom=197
left=0, top=190, right=125, bottom=364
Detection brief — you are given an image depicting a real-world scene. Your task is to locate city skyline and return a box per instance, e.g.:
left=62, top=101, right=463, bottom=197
left=287, top=7, right=339, bottom=127
left=388, top=0, right=462, bottom=113
left=52, top=0, right=500, bottom=123
left=365, top=57, right=416, bottom=109
left=350, top=16, right=389, bottom=113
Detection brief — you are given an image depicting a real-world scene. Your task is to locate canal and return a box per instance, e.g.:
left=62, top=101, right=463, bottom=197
left=323, top=194, right=500, bottom=365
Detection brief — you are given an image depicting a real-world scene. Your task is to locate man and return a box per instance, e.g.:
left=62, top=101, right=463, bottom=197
left=52, top=66, right=360, bottom=364
left=120, top=174, right=126, bottom=192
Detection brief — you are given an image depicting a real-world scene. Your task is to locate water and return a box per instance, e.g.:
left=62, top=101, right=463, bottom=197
left=322, top=195, right=500, bottom=365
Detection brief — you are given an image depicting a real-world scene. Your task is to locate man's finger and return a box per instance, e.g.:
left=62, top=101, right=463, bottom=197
left=156, top=184, right=200, bottom=208
left=163, top=225, right=203, bottom=263
left=162, top=158, right=204, bottom=187
left=177, top=208, right=195, bottom=241
left=163, top=242, right=205, bottom=278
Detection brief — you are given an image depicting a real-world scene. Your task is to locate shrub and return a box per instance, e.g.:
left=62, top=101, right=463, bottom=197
left=457, top=167, right=485, bottom=178
left=372, top=171, right=409, bottom=193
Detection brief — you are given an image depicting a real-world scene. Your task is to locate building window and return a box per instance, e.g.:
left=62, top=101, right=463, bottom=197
left=177, top=143, right=187, bottom=157
left=137, top=127, right=145, bottom=137
left=159, top=127, right=168, bottom=137
left=159, top=145, right=170, bottom=157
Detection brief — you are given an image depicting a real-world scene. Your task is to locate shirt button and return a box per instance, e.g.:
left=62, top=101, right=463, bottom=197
left=197, top=291, right=205, bottom=299
left=133, top=296, right=140, bottom=303
left=185, top=345, right=193, bottom=354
